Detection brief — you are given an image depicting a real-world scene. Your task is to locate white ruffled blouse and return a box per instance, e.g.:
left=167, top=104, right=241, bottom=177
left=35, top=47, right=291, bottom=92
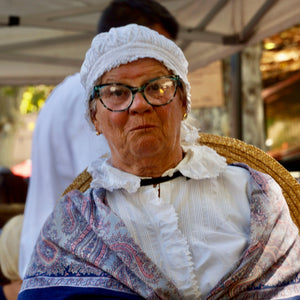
left=88, top=144, right=251, bottom=299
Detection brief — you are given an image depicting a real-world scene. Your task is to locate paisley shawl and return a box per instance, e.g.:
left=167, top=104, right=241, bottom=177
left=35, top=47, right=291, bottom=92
left=19, top=164, right=300, bottom=299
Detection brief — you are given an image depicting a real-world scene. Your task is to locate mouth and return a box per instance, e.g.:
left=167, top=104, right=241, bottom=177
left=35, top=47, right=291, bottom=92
left=131, top=125, right=156, bottom=131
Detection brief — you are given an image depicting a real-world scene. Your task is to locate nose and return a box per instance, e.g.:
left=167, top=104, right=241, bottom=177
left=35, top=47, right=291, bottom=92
left=129, top=91, right=152, bottom=114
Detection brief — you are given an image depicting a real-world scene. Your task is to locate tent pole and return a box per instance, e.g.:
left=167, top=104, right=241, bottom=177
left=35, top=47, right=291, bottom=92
left=230, top=52, right=243, bottom=140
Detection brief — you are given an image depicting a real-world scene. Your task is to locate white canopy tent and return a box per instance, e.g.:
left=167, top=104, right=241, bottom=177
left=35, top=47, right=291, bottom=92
left=1, top=0, right=300, bottom=85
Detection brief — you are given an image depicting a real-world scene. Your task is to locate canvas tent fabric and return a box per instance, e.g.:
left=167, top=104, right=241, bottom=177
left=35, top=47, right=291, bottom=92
left=1, top=0, right=300, bottom=85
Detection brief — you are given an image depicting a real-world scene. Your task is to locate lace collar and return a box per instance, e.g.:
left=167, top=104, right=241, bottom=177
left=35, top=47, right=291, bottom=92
left=87, top=144, right=227, bottom=193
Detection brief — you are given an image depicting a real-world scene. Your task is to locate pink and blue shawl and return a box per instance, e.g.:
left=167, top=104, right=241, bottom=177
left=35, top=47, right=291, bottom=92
left=19, top=164, right=300, bottom=299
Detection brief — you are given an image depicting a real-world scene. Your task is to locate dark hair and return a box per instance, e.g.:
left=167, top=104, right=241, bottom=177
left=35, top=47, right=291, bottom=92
left=97, top=0, right=178, bottom=40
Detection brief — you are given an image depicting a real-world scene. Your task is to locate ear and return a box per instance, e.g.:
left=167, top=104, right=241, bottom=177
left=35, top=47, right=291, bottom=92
left=93, top=119, right=102, bottom=135
left=92, top=112, right=103, bottom=135
left=182, top=103, right=187, bottom=120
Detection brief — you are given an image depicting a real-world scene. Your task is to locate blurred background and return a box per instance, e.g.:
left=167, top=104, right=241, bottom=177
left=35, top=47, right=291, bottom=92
left=0, top=0, right=299, bottom=183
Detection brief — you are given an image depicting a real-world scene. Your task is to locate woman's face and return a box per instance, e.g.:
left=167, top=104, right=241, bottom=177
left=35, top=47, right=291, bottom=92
left=92, top=58, right=186, bottom=174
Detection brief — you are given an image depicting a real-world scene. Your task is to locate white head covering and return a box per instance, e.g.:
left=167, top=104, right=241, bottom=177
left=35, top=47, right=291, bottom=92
left=80, top=23, right=198, bottom=144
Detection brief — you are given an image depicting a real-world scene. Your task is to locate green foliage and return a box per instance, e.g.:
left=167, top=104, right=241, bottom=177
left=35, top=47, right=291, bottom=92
left=0, top=86, right=18, bottom=98
left=19, top=85, right=54, bottom=114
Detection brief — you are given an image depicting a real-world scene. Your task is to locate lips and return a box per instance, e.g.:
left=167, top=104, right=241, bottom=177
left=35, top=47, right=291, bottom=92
left=131, top=124, right=156, bottom=131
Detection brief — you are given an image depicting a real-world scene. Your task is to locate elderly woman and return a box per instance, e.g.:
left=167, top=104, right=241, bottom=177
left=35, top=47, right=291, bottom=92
left=19, top=24, right=300, bottom=300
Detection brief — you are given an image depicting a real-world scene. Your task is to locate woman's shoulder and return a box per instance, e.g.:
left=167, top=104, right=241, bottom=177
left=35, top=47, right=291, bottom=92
left=57, top=187, right=107, bottom=215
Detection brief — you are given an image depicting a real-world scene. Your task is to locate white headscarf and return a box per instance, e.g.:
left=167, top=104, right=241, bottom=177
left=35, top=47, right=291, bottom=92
left=80, top=24, right=198, bottom=144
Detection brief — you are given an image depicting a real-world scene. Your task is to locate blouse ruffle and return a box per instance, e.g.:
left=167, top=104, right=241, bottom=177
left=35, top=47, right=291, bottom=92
left=88, top=144, right=227, bottom=192
left=130, top=186, right=201, bottom=298
left=87, top=145, right=232, bottom=298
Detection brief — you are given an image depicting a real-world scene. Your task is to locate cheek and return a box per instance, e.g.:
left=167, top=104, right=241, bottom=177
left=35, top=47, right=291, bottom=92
left=163, top=100, right=184, bottom=126
left=156, top=107, right=182, bottom=139
left=97, top=110, right=128, bottom=135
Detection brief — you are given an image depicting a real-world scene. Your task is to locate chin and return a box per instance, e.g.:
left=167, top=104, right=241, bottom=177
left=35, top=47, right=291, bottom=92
left=130, top=136, right=164, bottom=157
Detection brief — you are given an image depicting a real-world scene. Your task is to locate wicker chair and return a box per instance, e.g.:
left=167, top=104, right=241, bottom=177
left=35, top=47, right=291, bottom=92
left=62, top=133, right=300, bottom=230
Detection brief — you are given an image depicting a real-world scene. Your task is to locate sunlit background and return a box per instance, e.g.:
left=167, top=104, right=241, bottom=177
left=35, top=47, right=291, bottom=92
left=0, top=24, right=300, bottom=178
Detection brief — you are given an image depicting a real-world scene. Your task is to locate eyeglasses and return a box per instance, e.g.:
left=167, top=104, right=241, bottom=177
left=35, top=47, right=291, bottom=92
left=90, top=75, right=181, bottom=112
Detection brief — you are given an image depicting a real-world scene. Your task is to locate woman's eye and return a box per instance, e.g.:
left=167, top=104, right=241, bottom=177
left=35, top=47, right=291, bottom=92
left=149, top=83, right=160, bottom=91
left=113, top=89, right=124, bottom=96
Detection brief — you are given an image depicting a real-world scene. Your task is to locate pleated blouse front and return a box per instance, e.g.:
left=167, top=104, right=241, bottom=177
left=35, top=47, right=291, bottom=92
left=88, top=144, right=251, bottom=299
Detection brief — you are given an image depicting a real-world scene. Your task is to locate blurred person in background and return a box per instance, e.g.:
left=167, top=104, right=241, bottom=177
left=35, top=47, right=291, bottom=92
left=0, top=215, right=23, bottom=300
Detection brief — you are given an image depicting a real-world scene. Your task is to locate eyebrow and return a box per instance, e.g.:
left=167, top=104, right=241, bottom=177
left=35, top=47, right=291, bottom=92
left=100, top=71, right=174, bottom=86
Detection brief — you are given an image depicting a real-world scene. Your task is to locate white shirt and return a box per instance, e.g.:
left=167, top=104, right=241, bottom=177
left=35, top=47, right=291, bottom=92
left=88, top=144, right=251, bottom=299
left=19, top=73, right=110, bottom=279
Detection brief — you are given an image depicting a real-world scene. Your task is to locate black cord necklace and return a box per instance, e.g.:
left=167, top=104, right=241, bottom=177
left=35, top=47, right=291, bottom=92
left=140, top=171, right=186, bottom=186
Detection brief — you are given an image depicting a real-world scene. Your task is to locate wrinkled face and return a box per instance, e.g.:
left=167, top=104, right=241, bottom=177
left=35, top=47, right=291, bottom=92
left=92, top=58, right=186, bottom=171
